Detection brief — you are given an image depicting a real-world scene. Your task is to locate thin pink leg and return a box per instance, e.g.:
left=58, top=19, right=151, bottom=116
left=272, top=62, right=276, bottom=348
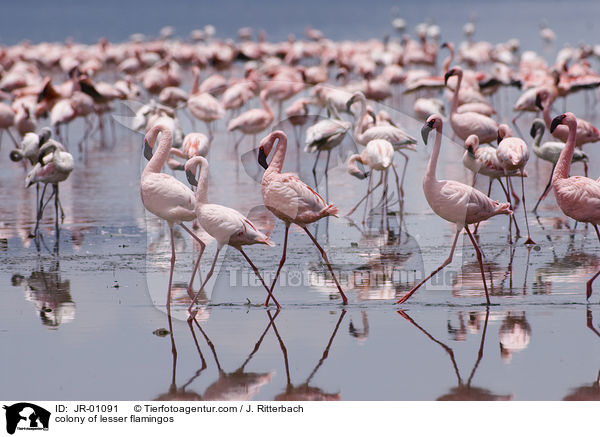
left=188, top=248, right=221, bottom=318
left=180, top=223, right=206, bottom=299
left=586, top=224, right=600, bottom=299
left=167, top=225, right=176, bottom=312
left=465, top=225, right=490, bottom=305
left=397, top=227, right=461, bottom=304
left=303, top=226, right=348, bottom=304
left=520, top=171, right=535, bottom=245
left=238, top=247, right=281, bottom=309
left=266, top=224, right=289, bottom=305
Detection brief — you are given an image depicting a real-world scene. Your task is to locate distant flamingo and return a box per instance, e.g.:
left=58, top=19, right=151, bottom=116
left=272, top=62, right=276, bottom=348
left=529, top=119, right=588, bottom=213
left=187, top=67, right=225, bottom=140
left=258, top=130, right=348, bottom=305
left=141, top=124, right=207, bottom=310
left=397, top=115, right=512, bottom=305
left=550, top=112, right=600, bottom=299
left=227, top=89, right=273, bottom=147
left=445, top=66, right=498, bottom=144
left=184, top=156, right=280, bottom=316
left=182, top=132, right=210, bottom=158
left=497, top=124, right=534, bottom=244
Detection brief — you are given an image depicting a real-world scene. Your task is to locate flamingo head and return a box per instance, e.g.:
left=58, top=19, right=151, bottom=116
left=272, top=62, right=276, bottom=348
left=421, top=114, right=442, bottom=144
left=550, top=113, right=569, bottom=133
left=465, top=134, right=479, bottom=156
left=497, top=123, right=513, bottom=145
left=530, top=119, right=545, bottom=138
left=444, top=66, right=462, bottom=85
left=184, top=156, right=206, bottom=187
left=258, top=130, right=285, bottom=169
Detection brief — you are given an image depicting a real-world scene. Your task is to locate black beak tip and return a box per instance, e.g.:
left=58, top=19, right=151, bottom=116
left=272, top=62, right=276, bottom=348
left=143, top=141, right=153, bottom=161
left=550, top=115, right=562, bottom=133
left=535, top=95, right=544, bottom=111
left=258, top=148, right=269, bottom=170
left=186, top=169, right=198, bottom=187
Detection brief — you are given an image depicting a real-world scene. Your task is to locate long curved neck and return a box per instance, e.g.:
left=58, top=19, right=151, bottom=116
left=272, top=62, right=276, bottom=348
left=260, top=92, right=273, bottom=116
left=442, top=46, right=454, bottom=75
left=532, top=128, right=543, bottom=154
left=541, top=97, right=552, bottom=129
left=191, top=69, right=200, bottom=95
left=145, top=127, right=173, bottom=174
left=265, top=132, right=287, bottom=174
left=450, top=71, right=462, bottom=115
left=425, top=126, right=442, bottom=183
left=352, top=94, right=367, bottom=142
left=553, top=119, right=577, bottom=181
left=195, top=159, right=209, bottom=204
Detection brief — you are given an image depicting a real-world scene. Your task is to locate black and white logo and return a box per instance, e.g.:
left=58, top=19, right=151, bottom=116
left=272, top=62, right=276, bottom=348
left=3, top=403, right=50, bottom=435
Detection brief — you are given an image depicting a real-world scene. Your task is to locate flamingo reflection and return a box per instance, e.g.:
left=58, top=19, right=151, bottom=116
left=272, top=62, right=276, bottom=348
left=563, top=308, right=600, bottom=400
left=273, top=310, right=345, bottom=400
left=498, top=312, right=531, bottom=364
left=11, top=258, right=74, bottom=329
left=398, top=309, right=512, bottom=400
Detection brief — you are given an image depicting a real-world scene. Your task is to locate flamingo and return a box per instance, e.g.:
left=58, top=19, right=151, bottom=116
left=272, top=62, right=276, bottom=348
left=396, top=115, right=512, bottom=305
left=304, top=99, right=351, bottom=187
left=496, top=124, right=534, bottom=244
left=25, top=140, right=74, bottom=234
left=550, top=112, right=600, bottom=299
left=529, top=119, right=588, bottom=213
left=182, top=132, right=210, bottom=158
left=184, top=156, right=280, bottom=315
left=258, top=130, right=348, bottom=305
left=187, top=67, right=225, bottom=140
left=227, top=89, right=274, bottom=147
left=140, top=124, right=207, bottom=310
left=346, top=139, right=401, bottom=222
left=445, top=66, right=499, bottom=144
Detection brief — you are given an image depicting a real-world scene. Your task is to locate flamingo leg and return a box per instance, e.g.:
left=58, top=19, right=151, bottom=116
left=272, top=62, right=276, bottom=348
left=346, top=175, right=382, bottom=217
left=464, top=225, right=491, bottom=305
left=586, top=224, right=600, bottom=299
left=397, top=227, right=461, bottom=304
left=533, top=164, right=555, bottom=214
left=311, top=150, right=322, bottom=189
left=397, top=151, right=409, bottom=201
left=266, top=224, right=289, bottom=305
left=187, top=245, right=206, bottom=299
left=238, top=247, right=281, bottom=309
left=302, top=226, right=348, bottom=304
left=520, top=171, right=535, bottom=244
left=391, top=163, right=403, bottom=211
left=167, top=225, right=176, bottom=312
left=188, top=247, right=221, bottom=317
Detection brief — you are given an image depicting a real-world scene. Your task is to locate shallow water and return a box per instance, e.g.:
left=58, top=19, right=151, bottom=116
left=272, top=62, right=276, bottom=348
left=3, top=2, right=600, bottom=401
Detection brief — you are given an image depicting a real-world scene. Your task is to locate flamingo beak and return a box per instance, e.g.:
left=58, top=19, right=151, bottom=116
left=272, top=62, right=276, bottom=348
left=467, top=145, right=475, bottom=157
left=258, top=147, right=269, bottom=169
left=186, top=169, right=198, bottom=187
left=535, top=94, right=544, bottom=111
left=444, top=71, right=453, bottom=86
left=421, top=123, right=433, bottom=144
left=529, top=123, right=539, bottom=138
left=143, top=140, right=153, bottom=161
left=497, top=133, right=502, bottom=145
left=550, top=114, right=564, bottom=133
left=346, top=97, right=355, bottom=113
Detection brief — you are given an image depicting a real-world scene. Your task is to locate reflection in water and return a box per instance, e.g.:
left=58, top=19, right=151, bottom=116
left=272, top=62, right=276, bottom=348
left=447, top=311, right=487, bottom=342
left=563, top=309, right=600, bottom=401
left=273, top=310, right=345, bottom=401
left=498, top=312, right=531, bottom=364
left=398, top=310, right=512, bottom=401
left=11, top=259, right=74, bottom=329
left=349, top=311, right=369, bottom=343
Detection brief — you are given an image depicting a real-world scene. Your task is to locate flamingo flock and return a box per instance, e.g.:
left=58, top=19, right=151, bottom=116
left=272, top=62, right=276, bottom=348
left=6, top=14, right=600, bottom=313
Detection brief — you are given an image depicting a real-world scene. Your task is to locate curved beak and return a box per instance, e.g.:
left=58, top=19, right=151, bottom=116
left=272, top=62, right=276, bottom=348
left=497, top=133, right=502, bottom=145
left=529, top=123, right=539, bottom=138
left=535, top=94, right=544, bottom=111
left=345, top=96, right=355, bottom=113
left=186, top=169, right=198, bottom=187
left=258, top=147, right=269, bottom=169
left=421, top=124, right=433, bottom=144
left=467, top=145, right=475, bottom=157
left=444, top=71, right=452, bottom=86
left=143, top=140, right=153, bottom=161
left=550, top=115, right=563, bottom=133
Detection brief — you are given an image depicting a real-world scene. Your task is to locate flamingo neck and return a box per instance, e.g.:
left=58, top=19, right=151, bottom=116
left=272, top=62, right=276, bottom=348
left=353, top=94, right=367, bottom=142
left=450, top=71, right=462, bottom=115
left=145, top=126, right=173, bottom=174
left=191, top=69, right=200, bottom=95
left=553, top=119, right=577, bottom=182
left=425, top=126, right=442, bottom=183
left=260, top=93, right=273, bottom=116
left=195, top=159, right=209, bottom=204
left=442, top=47, right=454, bottom=75
left=265, top=132, right=287, bottom=174
left=541, top=98, right=553, bottom=130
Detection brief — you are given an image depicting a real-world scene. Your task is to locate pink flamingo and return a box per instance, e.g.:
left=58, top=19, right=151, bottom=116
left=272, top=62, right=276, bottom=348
left=550, top=112, right=600, bottom=299
left=187, top=67, right=225, bottom=140
left=141, top=124, right=207, bottom=309
left=445, top=66, right=498, bottom=144
left=182, top=132, right=210, bottom=158
left=227, top=89, right=273, bottom=147
left=396, top=115, right=512, bottom=305
left=184, top=156, right=280, bottom=316
left=497, top=124, right=534, bottom=244
left=258, top=130, right=348, bottom=305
